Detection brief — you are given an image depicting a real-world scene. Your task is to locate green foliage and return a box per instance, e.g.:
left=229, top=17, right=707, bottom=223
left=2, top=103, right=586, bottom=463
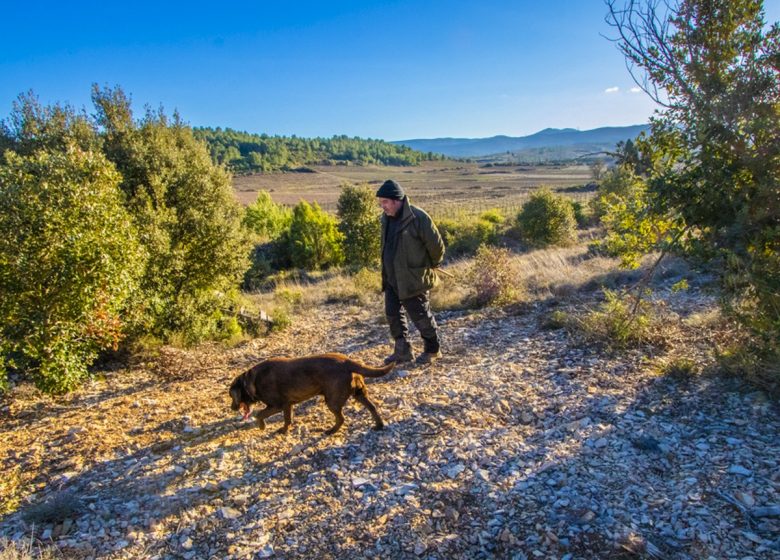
left=479, top=209, right=505, bottom=225
left=193, top=127, right=444, bottom=173
left=437, top=210, right=504, bottom=257
left=0, top=128, right=143, bottom=393
left=606, top=0, right=780, bottom=365
left=243, top=244, right=276, bottom=290
left=243, top=190, right=292, bottom=240
left=569, top=200, right=590, bottom=227
left=589, top=164, right=644, bottom=219
left=598, top=173, right=686, bottom=269
left=659, top=356, right=700, bottom=380
left=92, top=86, right=251, bottom=344
left=283, top=201, right=344, bottom=270
left=336, top=183, right=381, bottom=268
left=516, top=187, right=577, bottom=247
left=541, top=310, right=570, bottom=330
left=469, top=245, right=520, bottom=307
left=576, top=290, right=656, bottom=348
left=269, top=307, right=291, bottom=332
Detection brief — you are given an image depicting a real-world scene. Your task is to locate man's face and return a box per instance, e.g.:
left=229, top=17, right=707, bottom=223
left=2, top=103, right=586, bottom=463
left=378, top=197, right=403, bottom=217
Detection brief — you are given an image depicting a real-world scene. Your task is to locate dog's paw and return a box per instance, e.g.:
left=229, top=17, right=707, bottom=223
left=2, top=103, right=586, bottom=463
left=373, top=423, right=385, bottom=431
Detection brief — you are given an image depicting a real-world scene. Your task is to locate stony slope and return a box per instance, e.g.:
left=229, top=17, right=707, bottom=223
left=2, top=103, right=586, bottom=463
left=1, top=291, right=779, bottom=559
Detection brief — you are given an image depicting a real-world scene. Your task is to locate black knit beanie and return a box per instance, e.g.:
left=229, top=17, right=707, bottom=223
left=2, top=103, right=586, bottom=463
left=375, top=179, right=405, bottom=200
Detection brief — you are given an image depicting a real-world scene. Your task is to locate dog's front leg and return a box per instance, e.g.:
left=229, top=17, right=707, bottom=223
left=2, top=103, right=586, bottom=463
left=277, top=404, right=293, bottom=434
left=254, top=405, right=281, bottom=430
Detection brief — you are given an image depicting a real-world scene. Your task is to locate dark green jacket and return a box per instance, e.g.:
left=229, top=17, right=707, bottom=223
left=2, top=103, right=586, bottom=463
left=380, top=197, right=445, bottom=299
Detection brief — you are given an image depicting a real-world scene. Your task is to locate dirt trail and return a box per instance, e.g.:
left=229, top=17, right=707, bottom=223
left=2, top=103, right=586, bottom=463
left=2, top=295, right=779, bottom=559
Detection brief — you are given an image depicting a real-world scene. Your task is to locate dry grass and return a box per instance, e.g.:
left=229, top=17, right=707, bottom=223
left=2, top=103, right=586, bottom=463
left=243, top=237, right=631, bottom=324
left=0, top=538, right=61, bottom=560
left=246, top=268, right=385, bottom=322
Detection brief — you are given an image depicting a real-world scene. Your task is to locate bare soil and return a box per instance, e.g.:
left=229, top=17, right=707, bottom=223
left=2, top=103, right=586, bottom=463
left=2, top=287, right=779, bottom=559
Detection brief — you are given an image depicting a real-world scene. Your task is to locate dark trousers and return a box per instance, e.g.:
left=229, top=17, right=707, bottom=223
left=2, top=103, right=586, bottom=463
left=384, top=286, right=440, bottom=353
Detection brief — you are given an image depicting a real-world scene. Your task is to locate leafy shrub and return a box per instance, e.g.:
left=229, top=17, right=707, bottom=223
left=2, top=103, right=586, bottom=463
left=283, top=201, right=344, bottom=270
left=469, top=245, right=520, bottom=307
left=437, top=210, right=504, bottom=257
left=91, top=86, right=252, bottom=344
left=243, top=243, right=276, bottom=290
left=243, top=190, right=292, bottom=241
left=516, top=188, right=577, bottom=247
left=269, top=307, right=291, bottom=332
left=337, top=183, right=380, bottom=268
left=575, top=290, right=657, bottom=348
left=479, top=209, right=505, bottom=225
left=0, top=143, right=143, bottom=393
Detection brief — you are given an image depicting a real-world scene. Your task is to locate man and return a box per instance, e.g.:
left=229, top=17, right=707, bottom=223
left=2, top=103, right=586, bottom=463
left=376, top=179, right=445, bottom=365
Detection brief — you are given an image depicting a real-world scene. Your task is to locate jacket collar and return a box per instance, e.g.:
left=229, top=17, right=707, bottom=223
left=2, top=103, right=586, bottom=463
left=397, top=196, right=414, bottom=226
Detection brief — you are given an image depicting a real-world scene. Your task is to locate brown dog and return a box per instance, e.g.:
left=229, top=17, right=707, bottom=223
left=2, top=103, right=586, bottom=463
left=229, top=353, right=394, bottom=435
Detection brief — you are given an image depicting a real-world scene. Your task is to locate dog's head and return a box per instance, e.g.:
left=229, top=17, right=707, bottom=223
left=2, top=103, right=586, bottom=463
left=229, top=370, right=257, bottom=419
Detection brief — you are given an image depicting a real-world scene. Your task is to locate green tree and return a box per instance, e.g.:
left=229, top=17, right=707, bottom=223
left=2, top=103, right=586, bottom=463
left=92, top=86, right=251, bottom=343
left=336, top=183, right=381, bottom=268
left=0, top=135, right=143, bottom=393
left=516, top=188, right=577, bottom=247
left=285, top=201, right=344, bottom=270
left=244, top=190, right=292, bottom=241
left=605, top=0, right=780, bottom=361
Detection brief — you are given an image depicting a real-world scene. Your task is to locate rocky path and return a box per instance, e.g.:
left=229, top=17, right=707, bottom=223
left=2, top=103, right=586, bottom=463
left=2, top=297, right=779, bottom=559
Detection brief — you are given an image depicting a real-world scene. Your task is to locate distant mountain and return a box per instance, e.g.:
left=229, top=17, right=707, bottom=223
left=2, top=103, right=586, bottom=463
left=393, top=124, right=650, bottom=159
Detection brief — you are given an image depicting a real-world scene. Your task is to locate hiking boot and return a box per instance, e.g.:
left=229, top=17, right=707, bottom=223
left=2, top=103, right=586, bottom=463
left=415, top=350, right=442, bottom=365
left=384, top=338, right=414, bottom=364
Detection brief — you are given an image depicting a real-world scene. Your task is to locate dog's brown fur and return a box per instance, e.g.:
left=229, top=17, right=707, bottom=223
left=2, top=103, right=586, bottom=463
left=229, top=353, right=394, bottom=435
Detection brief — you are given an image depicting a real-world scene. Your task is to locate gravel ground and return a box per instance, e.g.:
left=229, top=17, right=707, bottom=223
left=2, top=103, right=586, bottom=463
left=1, top=292, right=779, bottom=559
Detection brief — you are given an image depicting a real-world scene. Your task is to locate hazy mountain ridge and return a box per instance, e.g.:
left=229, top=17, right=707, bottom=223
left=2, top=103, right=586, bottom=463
left=394, top=124, right=650, bottom=158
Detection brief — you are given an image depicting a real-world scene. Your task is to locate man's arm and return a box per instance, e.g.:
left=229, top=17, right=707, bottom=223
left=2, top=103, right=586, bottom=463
left=418, top=211, right=445, bottom=267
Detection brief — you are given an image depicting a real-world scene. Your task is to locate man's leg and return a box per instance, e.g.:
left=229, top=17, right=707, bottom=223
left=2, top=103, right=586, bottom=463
left=402, top=292, right=441, bottom=363
left=384, top=286, right=414, bottom=363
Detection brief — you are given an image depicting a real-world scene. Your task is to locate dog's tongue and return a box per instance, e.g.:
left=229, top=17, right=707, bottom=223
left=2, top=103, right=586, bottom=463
left=240, top=404, right=251, bottom=421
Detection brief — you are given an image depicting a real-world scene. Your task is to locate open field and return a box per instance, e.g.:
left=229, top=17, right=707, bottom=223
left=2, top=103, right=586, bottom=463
left=232, top=161, right=593, bottom=218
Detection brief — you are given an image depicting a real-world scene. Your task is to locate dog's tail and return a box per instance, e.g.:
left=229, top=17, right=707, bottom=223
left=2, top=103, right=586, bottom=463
left=349, top=360, right=394, bottom=378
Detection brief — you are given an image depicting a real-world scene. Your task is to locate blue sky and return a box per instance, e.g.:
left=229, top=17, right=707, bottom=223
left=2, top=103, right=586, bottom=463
left=2, top=1, right=778, bottom=140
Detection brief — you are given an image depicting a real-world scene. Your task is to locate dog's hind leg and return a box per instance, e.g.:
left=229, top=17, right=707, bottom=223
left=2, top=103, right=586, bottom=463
left=354, top=385, right=384, bottom=430
left=254, top=405, right=281, bottom=430
left=324, top=393, right=349, bottom=435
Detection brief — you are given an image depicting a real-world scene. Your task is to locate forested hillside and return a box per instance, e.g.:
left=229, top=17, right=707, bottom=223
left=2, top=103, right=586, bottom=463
left=194, top=127, right=443, bottom=173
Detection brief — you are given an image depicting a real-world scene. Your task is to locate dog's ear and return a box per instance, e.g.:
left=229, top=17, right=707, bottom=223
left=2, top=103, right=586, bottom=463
left=242, top=369, right=257, bottom=400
